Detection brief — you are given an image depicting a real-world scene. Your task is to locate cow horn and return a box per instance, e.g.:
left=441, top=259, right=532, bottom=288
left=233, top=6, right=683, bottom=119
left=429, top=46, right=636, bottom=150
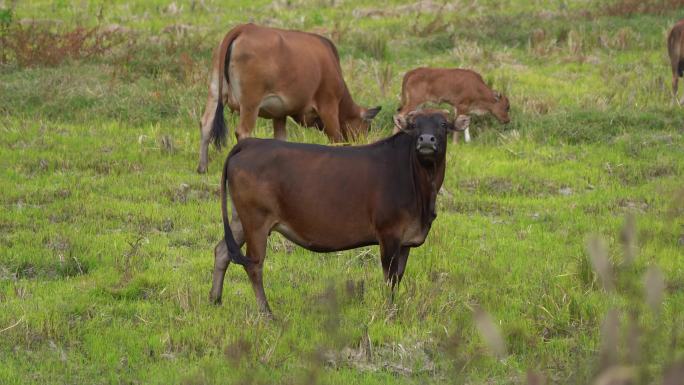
left=393, top=111, right=418, bottom=131
left=393, top=114, right=407, bottom=131
left=494, top=91, right=501, bottom=101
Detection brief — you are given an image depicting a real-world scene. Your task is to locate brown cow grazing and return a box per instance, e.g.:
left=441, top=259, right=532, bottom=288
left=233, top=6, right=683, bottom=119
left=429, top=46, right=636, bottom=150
left=196, top=23, right=381, bottom=173
left=209, top=110, right=470, bottom=315
left=394, top=67, right=510, bottom=143
left=669, top=19, right=684, bottom=104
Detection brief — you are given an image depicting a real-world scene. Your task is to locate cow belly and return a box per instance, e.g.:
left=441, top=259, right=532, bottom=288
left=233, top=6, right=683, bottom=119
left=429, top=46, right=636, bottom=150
left=272, top=222, right=376, bottom=252
left=258, top=95, right=290, bottom=118
left=272, top=223, right=310, bottom=248
left=469, top=107, right=488, bottom=116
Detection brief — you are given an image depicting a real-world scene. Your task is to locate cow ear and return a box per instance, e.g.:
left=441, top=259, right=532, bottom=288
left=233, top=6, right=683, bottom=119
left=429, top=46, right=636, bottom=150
left=362, top=106, right=382, bottom=121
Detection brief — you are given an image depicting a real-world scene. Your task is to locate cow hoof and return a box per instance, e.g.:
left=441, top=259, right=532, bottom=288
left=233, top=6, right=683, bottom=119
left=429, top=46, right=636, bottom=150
left=259, top=310, right=275, bottom=321
left=209, top=292, right=222, bottom=305
left=197, top=165, right=207, bottom=174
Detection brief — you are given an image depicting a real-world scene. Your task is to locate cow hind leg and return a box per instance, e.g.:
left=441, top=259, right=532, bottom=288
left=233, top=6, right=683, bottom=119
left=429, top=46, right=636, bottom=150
left=243, top=223, right=272, bottom=316
left=209, top=239, right=230, bottom=304
left=198, top=96, right=217, bottom=173
left=198, top=75, right=229, bottom=173
left=236, top=102, right=260, bottom=141
left=230, top=201, right=245, bottom=248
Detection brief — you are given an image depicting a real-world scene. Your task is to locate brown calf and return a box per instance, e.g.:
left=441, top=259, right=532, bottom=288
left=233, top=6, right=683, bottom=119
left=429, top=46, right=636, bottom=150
left=394, top=67, right=510, bottom=143
left=669, top=19, right=684, bottom=104
left=197, top=23, right=381, bottom=173
left=209, top=111, right=469, bottom=315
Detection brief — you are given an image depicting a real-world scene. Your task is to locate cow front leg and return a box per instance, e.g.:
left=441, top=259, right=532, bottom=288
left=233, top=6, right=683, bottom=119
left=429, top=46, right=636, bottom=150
left=453, top=115, right=470, bottom=144
left=453, top=114, right=471, bottom=144
left=273, top=117, right=287, bottom=141
left=210, top=239, right=230, bottom=304
left=384, top=247, right=410, bottom=290
left=463, top=126, right=471, bottom=143
left=318, top=103, right=344, bottom=142
left=380, top=238, right=411, bottom=301
left=394, top=247, right=410, bottom=285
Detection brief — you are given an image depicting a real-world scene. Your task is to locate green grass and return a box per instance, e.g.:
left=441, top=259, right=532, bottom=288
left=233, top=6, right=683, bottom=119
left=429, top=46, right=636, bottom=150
left=1, top=1, right=684, bottom=384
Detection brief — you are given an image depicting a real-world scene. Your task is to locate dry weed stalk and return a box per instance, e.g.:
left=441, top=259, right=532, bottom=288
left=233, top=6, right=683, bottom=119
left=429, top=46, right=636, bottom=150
left=1, top=23, right=126, bottom=67
left=600, top=0, right=684, bottom=16
left=473, top=305, right=507, bottom=359
left=619, top=213, right=637, bottom=265
left=586, top=214, right=677, bottom=385
left=374, top=63, right=392, bottom=97
left=643, top=265, right=665, bottom=314
left=587, top=235, right=614, bottom=291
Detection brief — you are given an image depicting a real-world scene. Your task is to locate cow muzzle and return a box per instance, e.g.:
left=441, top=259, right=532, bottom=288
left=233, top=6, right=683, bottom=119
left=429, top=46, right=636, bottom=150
left=416, top=134, right=438, bottom=155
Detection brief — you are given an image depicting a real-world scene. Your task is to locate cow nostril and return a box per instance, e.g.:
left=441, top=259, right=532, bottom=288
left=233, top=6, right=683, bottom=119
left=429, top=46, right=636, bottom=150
left=429, top=137, right=436, bottom=142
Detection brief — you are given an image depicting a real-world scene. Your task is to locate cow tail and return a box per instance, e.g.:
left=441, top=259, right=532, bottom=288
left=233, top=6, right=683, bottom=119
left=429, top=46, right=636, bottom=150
left=220, top=148, right=251, bottom=266
left=210, top=26, right=244, bottom=150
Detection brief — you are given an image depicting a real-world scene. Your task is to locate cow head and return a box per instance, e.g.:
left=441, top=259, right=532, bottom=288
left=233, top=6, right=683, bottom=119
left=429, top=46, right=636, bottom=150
left=394, top=110, right=469, bottom=163
left=343, top=106, right=382, bottom=139
left=491, top=91, right=511, bottom=124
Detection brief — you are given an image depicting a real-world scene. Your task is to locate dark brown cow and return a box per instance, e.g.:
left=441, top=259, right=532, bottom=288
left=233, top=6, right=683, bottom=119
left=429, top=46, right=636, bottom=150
left=394, top=67, right=510, bottom=143
left=197, top=23, right=381, bottom=173
left=209, top=111, right=469, bottom=314
left=669, top=19, right=684, bottom=104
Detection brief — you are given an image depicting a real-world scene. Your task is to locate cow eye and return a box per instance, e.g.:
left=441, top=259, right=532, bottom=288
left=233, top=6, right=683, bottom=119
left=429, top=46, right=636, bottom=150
left=441, top=122, right=447, bottom=128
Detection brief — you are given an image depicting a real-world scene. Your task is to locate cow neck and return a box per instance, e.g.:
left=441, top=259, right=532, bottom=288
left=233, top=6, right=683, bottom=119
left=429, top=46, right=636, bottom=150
left=405, top=137, right=446, bottom=228
left=338, top=81, right=361, bottom=122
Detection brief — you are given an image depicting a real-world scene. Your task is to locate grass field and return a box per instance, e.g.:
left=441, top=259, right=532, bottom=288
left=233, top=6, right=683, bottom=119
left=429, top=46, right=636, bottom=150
left=1, top=1, right=684, bottom=384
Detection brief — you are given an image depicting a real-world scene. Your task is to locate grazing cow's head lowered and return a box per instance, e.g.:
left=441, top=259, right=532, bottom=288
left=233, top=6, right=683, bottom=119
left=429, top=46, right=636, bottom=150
left=394, top=68, right=511, bottom=144
left=394, top=110, right=469, bottom=162
left=491, top=92, right=511, bottom=124
left=343, top=106, right=382, bottom=139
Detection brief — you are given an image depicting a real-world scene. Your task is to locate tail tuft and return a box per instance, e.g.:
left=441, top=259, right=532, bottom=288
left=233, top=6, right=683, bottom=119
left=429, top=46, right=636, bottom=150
left=220, top=149, right=251, bottom=267
left=210, top=101, right=227, bottom=150
left=228, top=248, right=252, bottom=266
